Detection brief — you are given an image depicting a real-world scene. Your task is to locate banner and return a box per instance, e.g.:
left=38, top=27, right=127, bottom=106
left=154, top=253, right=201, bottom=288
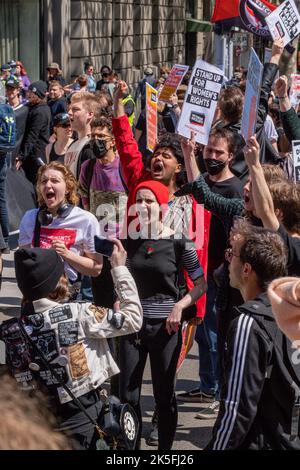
left=176, top=59, right=224, bottom=146
left=158, top=64, right=189, bottom=103
left=211, top=0, right=276, bottom=37
left=265, top=0, right=300, bottom=46
left=290, top=74, right=300, bottom=108
left=292, top=140, right=300, bottom=183
left=146, top=83, right=158, bottom=153
left=241, top=48, right=264, bottom=141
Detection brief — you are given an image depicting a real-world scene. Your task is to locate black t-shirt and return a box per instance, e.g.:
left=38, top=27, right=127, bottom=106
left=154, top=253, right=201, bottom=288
left=205, top=174, right=244, bottom=271
left=125, top=236, right=203, bottom=303
left=278, top=225, right=300, bottom=276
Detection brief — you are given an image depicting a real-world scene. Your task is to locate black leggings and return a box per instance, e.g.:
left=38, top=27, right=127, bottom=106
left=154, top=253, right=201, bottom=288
left=119, top=317, right=182, bottom=450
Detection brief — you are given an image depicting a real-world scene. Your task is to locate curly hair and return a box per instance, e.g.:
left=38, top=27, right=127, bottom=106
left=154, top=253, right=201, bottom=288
left=231, top=219, right=287, bottom=290
left=91, top=115, right=113, bottom=134
left=36, top=162, right=79, bottom=207
left=152, top=133, right=186, bottom=187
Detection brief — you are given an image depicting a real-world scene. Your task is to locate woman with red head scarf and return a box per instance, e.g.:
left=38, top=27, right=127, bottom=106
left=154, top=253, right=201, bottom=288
left=119, top=180, right=207, bottom=450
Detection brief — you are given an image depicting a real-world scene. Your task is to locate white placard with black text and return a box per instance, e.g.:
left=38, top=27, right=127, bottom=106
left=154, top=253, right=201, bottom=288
left=176, top=59, right=224, bottom=145
left=265, top=0, right=300, bottom=47
left=292, top=140, right=300, bottom=183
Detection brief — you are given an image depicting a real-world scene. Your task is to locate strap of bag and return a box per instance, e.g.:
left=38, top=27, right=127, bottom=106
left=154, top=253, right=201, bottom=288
left=33, top=211, right=41, bottom=247
left=86, top=158, right=97, bottom=203
left=17, top=318, right=106, bottom=440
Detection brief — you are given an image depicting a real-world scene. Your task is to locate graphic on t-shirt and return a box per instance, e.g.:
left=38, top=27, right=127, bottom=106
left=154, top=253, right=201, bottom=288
left=33, top=227, right=77, bottom=250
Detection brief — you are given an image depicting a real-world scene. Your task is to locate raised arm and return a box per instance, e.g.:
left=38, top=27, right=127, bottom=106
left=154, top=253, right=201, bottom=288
left=112, top=81, right=146, bottom=188
left=175, top=176, right=244, bottom=218
left=243, top=135, right=279, bottom=231
left=180, top=132, right=200, bottom=182
left=275, top=75, right=300, bottom=141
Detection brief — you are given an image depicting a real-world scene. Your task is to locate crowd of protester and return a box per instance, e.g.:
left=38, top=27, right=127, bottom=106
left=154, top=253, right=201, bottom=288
left=0, top=37, right=300, bottom=450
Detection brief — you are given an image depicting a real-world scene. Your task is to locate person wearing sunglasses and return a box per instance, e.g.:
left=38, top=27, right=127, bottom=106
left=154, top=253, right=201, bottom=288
left=45, top=113, right=74, bottom=164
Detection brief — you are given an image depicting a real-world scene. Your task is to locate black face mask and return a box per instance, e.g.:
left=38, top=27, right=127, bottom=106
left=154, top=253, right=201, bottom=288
left=90, top=139, right=107, bottom=159
left=204, top=158, right=227, bottom=176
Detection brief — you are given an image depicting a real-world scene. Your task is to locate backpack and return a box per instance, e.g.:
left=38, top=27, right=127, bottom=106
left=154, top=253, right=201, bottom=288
left=0, top=104, right=16, bottom=153
left=240, top=300, right=300, bottom=444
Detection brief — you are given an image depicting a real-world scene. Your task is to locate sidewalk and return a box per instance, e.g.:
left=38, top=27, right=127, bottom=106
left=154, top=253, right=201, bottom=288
left=0, top=251, right=214, bottom=450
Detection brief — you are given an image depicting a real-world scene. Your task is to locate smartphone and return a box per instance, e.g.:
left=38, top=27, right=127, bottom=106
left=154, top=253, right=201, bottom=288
left=94, top=236, right=114, bottom=257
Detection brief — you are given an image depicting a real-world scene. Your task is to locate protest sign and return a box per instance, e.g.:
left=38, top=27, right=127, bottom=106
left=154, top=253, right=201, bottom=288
left=292, top=140, right=300, bottom=183
left=241, top=48, right=263, bottom=142
left=158, top=64, right=189, bottom=103
left=265, top=0, right=300, bottom=47
left=146, top=82, right=158, bottom=153
left=290, top=74, right=300, bottom=108
left=176, top=59, right=224, bottom=145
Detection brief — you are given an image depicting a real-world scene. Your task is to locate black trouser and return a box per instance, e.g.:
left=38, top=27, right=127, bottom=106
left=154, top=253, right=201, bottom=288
left=119, top=317, right=182, bottom=450
left=56, top=390, right=103, bottom=450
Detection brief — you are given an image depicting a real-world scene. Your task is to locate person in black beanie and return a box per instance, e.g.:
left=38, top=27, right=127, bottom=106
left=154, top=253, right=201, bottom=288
left=17, top=80, right=51, bottom=185
left=0, top=243, right=142, bottom=449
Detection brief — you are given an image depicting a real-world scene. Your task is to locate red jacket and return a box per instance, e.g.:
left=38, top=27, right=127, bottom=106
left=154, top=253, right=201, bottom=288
left=112, top=115, right=210, bottom=318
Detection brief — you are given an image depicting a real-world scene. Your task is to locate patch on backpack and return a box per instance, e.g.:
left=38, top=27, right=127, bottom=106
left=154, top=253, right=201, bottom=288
left=68, top=343, right=89, bottom=379
left=88, top=304, right=107, bottom=323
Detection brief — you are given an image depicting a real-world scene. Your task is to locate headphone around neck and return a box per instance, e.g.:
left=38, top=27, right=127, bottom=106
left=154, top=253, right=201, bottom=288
left=38, top=203, right=74, bottom=226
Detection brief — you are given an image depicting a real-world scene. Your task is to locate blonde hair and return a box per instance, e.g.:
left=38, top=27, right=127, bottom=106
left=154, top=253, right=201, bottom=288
left=36, top=162, right=79, bottom=207
left=70, top=91, right=100, bottom=114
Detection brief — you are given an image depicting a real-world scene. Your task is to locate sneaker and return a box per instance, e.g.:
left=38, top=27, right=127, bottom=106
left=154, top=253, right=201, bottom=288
left=176, top=388, right=215, bottom=403
left=195, top=401, right=220, bottom=419
left=145, top=423, right=158, bottom=446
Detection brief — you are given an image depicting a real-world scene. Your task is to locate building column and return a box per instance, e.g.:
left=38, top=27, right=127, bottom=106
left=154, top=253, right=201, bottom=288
left=43, top=0, right=71, bottom=80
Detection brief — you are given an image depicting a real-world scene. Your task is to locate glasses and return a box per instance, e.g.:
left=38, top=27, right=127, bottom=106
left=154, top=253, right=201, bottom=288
left=225, top=247, right=240, bottom=263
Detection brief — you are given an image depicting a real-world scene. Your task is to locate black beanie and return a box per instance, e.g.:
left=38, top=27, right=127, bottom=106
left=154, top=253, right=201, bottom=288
left=14, top=248, right=64, bottom=301
left=29, top=80, right=48, bottom=99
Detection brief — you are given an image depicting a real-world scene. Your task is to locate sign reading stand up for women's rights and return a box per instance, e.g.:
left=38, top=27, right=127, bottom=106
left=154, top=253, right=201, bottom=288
left=176, top=59, right=224, bottom=145
left=241, top=48, right=263, bottom=142
left=265, top=0, right=300, bottom=47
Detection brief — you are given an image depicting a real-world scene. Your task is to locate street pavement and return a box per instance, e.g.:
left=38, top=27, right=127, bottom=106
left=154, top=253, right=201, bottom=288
left=0, top=250, right=214, bottom=450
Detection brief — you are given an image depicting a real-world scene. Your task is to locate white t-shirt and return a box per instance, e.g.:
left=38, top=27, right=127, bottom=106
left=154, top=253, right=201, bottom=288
left=64, top=136, right=90, bottom=177
left=19, top=206, right=102, bottom=280
left=264, top=114, right=278, bottom=143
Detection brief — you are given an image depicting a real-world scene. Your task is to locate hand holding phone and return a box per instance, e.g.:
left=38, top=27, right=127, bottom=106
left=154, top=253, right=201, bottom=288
left=94, top=236, right=127, bottom=267
left=94, top=236, right=114, bottom=257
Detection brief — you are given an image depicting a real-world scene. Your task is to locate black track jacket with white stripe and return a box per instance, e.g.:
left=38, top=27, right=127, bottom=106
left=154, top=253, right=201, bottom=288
left=207, top=293, right=300, bottom=450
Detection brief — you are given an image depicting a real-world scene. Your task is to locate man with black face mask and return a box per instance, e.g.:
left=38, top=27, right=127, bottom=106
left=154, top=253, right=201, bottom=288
left=79, top=115, right=127, bottom=308
left=177, top=127, right=243, bottom=415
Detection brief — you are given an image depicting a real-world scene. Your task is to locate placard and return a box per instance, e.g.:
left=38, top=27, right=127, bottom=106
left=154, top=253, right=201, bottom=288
left=290, top=74, right=300, bottom=108
left=241, top=48, right=264, bottom=141
left=265, top=0, right=300, bottom=47
left=146, top=83, right=158, bottom=153
left=176, top=59, right=224, bottom=145
left=292, top=140, right=300, bottom=183
left=158, top=64, right=189, bottom=103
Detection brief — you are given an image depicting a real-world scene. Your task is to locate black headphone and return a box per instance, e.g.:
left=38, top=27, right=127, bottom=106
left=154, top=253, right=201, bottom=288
left=38, top=203, right=74, bottom=226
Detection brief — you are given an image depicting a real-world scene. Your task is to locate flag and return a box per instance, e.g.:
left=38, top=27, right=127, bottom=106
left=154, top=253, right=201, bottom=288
left=211, top=0, right=277, bottom=37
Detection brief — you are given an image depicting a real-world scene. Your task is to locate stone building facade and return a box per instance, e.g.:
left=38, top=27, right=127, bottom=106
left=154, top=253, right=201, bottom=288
left=0, top=1, right=212, bottom=85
